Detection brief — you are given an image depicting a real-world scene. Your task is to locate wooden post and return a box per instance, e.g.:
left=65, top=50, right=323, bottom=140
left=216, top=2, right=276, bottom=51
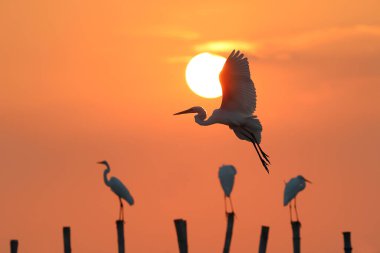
left=63, top=227, right=71, bottom=253
left=174, top=219, right=188, bottom=253
left=343, top=232, right=352, bottom=253
left=10, top=240, right=18, bottom=253
left=291, top=221, right=301, bottom=253
left=116, top=220, right=125, bottom=253
left=223, top=212, right=235, bottom=253
left=258, top=226, right=270, bottom=253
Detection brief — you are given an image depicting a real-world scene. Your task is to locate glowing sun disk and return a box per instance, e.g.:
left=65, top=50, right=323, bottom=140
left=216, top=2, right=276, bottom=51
left=185, top=53, right=226, bottom=98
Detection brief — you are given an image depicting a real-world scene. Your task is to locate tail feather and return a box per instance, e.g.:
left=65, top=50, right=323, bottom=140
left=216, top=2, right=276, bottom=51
left=231, top=117, right=262, bottom=144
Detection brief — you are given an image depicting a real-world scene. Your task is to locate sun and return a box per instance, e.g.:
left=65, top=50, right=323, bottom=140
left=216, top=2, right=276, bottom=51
left=185, top=52, right=226, bottom=98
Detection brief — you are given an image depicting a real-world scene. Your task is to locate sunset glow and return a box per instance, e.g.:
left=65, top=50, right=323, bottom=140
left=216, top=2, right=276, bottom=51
left=1, top=0, right=379, bottom=253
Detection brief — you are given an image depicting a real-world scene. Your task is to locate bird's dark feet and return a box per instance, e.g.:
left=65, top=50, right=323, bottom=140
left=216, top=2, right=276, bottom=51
left=249, top=132, right=271, bottom=165
left=261, top=158, right=270, bottom=174
left=254, top=144, right=270, bottom=174
left=257, top=147, right=270, bottom=164
left=260, top=150, right=270, bottom=164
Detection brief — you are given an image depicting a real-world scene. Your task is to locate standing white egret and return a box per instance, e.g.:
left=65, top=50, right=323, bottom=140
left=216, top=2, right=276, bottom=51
left=98, top=160, right=134, bottom=221
left=219, top=165, right=237, bottom=213
left=174, top=50, right=270, bottom=173
left=283, top=175, right=312, bottom=221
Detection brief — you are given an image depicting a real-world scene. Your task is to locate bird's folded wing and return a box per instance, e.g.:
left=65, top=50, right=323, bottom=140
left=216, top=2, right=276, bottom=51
left=219, top=50, right=257, bottom=115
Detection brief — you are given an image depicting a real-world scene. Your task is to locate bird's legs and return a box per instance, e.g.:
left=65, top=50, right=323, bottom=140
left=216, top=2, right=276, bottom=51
left=229, top=196, right=235, bottom=214
left=289, top=203, right=293, bottom=222
left=224, top=196, right=235, bottom=215
left=119, top=197, right=124, bottom=221
left=249, top=132, right=270, bottom=164
left=294, top=197, right=299, bottom=222
left=224, top=196, right=228, bottom=214
left=252, top=141, right=270, bottom=173
left=241, top=127, right=270, bottom=164
left=239, top=129, right=270, bottom=173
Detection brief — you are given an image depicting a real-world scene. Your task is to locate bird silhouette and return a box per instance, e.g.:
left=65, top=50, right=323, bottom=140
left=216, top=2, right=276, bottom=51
left=174, top=50, right=270, bottom=173
left=98, top=160, right=134, bottom=221
left=218, top=165, right=237, bottom=214
left=283, top=175, right=312, bottom=222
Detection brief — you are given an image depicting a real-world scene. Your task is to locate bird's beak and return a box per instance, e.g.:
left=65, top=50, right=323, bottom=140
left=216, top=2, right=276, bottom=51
left=305, top=178, right=312, bottom=184
left=174, top=108, right=194, bottom=115
left=96, top=161, right=103, bottom=164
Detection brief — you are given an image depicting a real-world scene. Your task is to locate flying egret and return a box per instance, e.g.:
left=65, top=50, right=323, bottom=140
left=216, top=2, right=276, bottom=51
left=98, top=160, right=134, bottom=221
left=218, top=165, right=237, bottom=213
left=283, top=175, right=312, bottom=221
left=174, top=50, right=270, bottom=173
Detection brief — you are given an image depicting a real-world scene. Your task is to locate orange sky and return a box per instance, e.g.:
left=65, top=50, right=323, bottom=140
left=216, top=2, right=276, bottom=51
left=1, top=0, right=380, bottom=252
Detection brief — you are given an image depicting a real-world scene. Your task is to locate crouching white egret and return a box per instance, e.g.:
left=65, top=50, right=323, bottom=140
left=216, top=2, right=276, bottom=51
left=219, top=165, right=237, bottom=213
left=284, top=175, right=312, bottom=221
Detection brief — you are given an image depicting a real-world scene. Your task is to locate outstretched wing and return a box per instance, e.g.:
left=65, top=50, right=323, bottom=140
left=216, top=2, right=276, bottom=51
left=219, top=50, right=256, bottom=115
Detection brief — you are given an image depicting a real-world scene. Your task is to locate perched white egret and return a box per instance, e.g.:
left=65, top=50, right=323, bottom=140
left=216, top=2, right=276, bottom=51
left=283, top=175, right=312, bottom=221
left=219, top=165, right=237, bottom=213
left=174, top=50, right=270, bottom=173
left=98, top=160, right=134, bottom=221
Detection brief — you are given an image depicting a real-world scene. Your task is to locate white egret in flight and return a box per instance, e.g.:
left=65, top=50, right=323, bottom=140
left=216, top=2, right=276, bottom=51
left=174, top=50, right=270, bottom=173
left=283, top=175, right=312, bottom=221
left=98, top=160, right=134, bottom=221
left=218, top=165, right=237, bottom=213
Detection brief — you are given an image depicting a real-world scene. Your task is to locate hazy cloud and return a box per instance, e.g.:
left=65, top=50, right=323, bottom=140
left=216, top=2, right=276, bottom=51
left=194, top=40, right=255, bottom=53
left=192, top=25, right=380, bottom=61
left=147, top=25, right=200, bottom=40
left=257, top=25, right=380, bottom=60
left=169, top=25, right=380, bottom=76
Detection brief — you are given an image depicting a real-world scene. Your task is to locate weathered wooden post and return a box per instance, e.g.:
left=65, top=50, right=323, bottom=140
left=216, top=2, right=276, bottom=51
left=258, top=226, right=270, bottom=253
left=223, top=212, right=235, bottom=253
left=63, top=227, right=71, bottom=253
left=174, top=219, right=188, bottom=253
left=10, top=240, right=18, bottom=253
left=291, top=221, right=301, bottom=253
left=343, top=231, right=352, bottom=253
left=116, top=220, right=125, bottom=253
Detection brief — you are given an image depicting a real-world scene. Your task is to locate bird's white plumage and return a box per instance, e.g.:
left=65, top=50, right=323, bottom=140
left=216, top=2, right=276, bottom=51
left=218, top=165, right=237, bottom=197
left=109, top=177, right=134, bottom=205
left=219, top=50, right=257, bottom=116
left=283, top=175, right=307, bottom=206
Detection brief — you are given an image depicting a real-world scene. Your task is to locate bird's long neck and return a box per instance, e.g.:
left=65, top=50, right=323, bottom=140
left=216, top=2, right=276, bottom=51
left=195, top=116, right=214, bottom=126
left=194, top=108, right=215, bottom=126
left=103, top=165, right=111, bottom=187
